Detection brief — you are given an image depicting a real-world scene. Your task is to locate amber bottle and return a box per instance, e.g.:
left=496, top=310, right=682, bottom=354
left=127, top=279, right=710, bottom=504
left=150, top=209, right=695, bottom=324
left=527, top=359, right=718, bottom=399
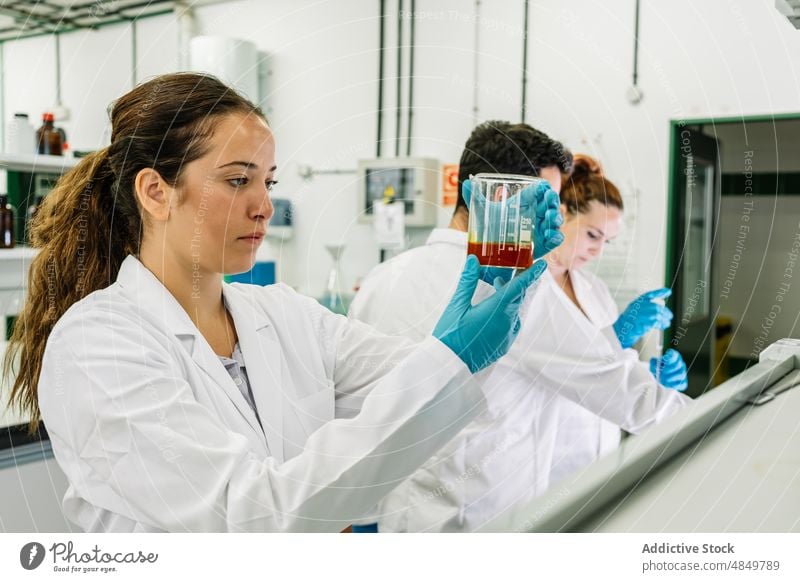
left=36, top=112, right=62, bottom=156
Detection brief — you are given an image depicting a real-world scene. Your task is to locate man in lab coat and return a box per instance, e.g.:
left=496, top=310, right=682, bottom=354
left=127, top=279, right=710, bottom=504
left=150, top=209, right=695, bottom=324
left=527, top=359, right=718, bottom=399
left=348, top=120, right=690, bottom=532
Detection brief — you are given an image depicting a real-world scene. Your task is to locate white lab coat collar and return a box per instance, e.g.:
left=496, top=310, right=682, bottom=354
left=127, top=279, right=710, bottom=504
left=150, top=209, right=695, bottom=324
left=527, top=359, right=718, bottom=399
left=115, top=255, right=283, bottom=460
left=538, top=268, right=614, bottom=334
left=425, top=228, right=467, bottom=247
left=115, top=254, right=200, bottom=339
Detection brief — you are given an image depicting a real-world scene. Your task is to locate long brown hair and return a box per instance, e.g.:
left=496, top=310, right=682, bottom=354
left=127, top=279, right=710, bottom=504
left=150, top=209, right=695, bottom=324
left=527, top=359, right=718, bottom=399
left=560, top=154, right=624, bottom=215
left=4, top=72, right=265, bottom=433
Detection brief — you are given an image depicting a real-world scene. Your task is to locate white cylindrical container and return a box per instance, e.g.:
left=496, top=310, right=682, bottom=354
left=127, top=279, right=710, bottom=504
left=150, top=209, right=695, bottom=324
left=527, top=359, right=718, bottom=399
left=5, top=113, right=36, bottom=155
left=189, top=36, right=260, bottom=104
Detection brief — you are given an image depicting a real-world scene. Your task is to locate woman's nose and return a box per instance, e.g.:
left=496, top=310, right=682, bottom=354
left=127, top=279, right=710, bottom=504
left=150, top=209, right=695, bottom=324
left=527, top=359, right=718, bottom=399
left=261, top=196, right=275, bottom=222
left=252, top=185, right=274, bottom=221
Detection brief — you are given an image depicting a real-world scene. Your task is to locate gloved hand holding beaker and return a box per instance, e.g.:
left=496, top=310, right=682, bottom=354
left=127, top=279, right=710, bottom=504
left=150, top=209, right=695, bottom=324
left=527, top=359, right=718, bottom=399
left=434, top=255, right=548, bottom=373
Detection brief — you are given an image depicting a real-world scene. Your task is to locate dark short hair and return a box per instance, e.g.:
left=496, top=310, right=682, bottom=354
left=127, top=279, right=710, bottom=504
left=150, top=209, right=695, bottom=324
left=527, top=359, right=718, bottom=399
left=455, top=120, right=572, bottom=213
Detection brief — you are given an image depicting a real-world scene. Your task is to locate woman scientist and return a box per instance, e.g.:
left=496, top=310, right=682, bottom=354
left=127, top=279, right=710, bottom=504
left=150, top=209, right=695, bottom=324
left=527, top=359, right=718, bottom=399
left=543, top=154, right=691, bottom=484
left=3, top=73, right=557, bottom=533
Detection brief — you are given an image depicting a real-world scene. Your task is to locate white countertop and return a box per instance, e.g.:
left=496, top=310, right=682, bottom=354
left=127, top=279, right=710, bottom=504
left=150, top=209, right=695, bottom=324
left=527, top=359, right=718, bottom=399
left=581, top=383, right=800, bottom=532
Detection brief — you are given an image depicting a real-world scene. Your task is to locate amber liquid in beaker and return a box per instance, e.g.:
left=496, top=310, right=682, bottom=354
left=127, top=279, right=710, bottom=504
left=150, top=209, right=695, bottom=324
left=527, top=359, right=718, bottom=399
left=467, top=241, right=533, bottom=269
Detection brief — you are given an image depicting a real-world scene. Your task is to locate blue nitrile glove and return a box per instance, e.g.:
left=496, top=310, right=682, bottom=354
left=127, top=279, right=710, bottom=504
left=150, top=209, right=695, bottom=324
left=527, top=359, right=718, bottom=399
left=612, top=288, right=673, bottom=349
left=650, top=349, right=689, bottom=391
left=433, top=255, right=548, bottom=373
left=462, top=178, right=563, bottom=285
left=531, top=181, right=564, bottom=259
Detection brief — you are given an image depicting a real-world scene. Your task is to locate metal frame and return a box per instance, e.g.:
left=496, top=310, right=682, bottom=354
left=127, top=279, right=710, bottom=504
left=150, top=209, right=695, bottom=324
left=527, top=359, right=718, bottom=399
left=0, top=0, right=238, bottom=43
left=664, top=112, right=800, bottom=347
left=0, top=1, right=175, bottom=42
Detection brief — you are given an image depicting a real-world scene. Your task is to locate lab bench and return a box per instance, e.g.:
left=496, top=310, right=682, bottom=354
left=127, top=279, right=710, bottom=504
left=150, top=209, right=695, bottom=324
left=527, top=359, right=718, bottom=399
left=480, top=339, right=800, bottom=532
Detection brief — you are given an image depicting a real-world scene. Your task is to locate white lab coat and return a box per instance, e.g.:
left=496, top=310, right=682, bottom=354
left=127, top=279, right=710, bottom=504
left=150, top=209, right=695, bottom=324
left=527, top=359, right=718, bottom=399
left=349, top=228, right=690, bottom=531
left=37, top=255, right=486, bottom=532
left=543, top=268, right=627, bottom=486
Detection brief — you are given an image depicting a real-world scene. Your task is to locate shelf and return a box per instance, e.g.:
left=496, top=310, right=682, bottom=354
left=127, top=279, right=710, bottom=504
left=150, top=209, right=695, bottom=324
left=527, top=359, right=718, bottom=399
left=0, top=153, right=79, bottom=174
left=0, top=247, right=39, bottom=260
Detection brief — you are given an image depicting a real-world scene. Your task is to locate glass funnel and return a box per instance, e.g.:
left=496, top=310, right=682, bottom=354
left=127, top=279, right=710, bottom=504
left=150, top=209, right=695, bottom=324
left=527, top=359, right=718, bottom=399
left=319, top=244, right=351, bottom=315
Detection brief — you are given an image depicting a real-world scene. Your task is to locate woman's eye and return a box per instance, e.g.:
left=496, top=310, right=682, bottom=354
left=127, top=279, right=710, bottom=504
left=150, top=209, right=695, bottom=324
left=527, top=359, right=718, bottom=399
left=587, top=231, right=599, bottom=240
left=228, top=177, right=249, bottom=188
left=266, top=180, right=278, bottom=192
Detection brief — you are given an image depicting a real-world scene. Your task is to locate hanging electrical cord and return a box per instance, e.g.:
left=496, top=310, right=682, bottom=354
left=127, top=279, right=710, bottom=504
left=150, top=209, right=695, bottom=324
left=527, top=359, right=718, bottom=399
left=55, top=32, right=62, bottom=108
left=471, top=0, right=481, bottom=123
left=131, top=17, right=138, bottom=86
left=627, top=0, right=644, bottom=104
left=376, top=0, right=386, bottom=157
left=632, top=0, right=640, bottom=86
left=405, top=0, right=415, bottom=156
left=395, top=0, right=404, bottom=157
left=0, top=43, right=4, bottom=149
left=51, top=32, right=70, bottom=121
left=521, top=0, right=530, bottom=123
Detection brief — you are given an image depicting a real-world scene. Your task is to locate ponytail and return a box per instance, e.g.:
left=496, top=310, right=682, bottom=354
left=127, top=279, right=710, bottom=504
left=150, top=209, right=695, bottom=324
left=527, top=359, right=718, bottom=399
left=3, top=72, right=265, bottom=434
left=4, top=149, right=139, bottom=433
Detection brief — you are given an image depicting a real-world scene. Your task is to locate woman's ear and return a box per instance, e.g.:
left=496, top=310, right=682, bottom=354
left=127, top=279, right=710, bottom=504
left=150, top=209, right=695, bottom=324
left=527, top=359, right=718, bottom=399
left=559, top=203, right=569, bottom=220
left=134, top=168, right=175, bottom=222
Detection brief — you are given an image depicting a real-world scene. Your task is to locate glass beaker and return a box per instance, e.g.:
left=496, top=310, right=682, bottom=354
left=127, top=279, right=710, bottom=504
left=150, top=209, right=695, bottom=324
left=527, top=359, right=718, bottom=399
left=467, top=173, right=541, bottom=269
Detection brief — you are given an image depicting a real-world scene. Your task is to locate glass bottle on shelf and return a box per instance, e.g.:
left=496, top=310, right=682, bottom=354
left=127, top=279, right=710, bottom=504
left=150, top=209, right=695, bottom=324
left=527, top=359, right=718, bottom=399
left=56, top=126, right=69, bottom=157
left=0, top=194, right=15, bottom=248
left=36, top=112, right=63, bottom=156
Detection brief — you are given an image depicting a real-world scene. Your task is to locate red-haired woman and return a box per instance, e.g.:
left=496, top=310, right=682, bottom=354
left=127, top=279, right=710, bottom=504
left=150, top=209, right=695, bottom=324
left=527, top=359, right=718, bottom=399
left=545, top=154, right=690, bottom=484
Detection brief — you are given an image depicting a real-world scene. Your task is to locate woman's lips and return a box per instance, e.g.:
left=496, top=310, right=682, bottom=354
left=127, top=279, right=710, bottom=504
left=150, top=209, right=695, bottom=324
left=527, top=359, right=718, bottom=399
left=238, top=233, right=265, bottom=244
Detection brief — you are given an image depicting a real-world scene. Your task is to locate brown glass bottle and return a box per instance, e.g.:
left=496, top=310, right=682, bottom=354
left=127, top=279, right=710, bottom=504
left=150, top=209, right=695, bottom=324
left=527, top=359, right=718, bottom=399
left=36, top=112, right=62, bottom=156
left=0, top=195, right=15, bottom=248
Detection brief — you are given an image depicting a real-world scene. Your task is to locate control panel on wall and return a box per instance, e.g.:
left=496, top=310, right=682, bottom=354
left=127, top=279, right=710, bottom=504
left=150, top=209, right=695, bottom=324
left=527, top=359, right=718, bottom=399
left=267, top=197, right=293, bottom=241
left=357, top=158, right=440, bottom=227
